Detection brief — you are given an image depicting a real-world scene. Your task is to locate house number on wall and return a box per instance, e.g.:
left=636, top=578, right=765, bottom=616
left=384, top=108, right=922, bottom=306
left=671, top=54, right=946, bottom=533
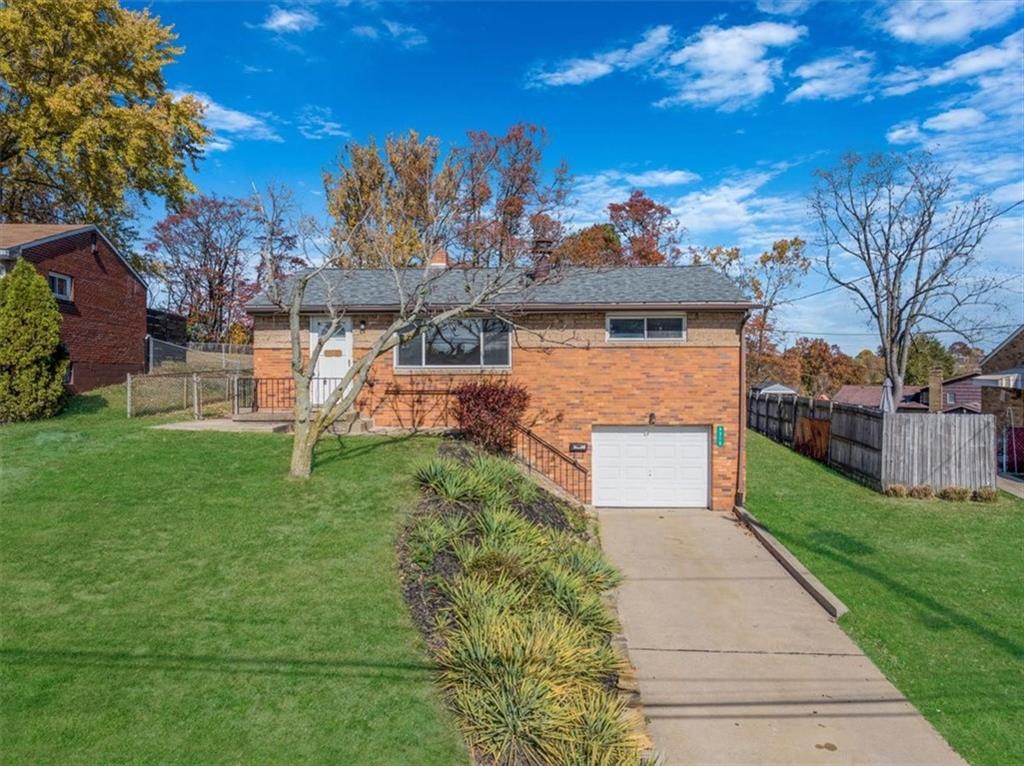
left=715, top=425, right=725, bottom=447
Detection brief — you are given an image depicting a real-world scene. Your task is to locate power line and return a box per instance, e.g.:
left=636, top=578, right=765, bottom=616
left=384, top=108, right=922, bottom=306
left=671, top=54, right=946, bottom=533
left=772, top=323, right=1021, bottom=338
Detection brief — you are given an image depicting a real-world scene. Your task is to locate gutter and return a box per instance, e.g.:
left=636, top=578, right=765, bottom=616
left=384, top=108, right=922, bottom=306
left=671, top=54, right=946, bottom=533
left=736, top=310, right=751, bottom=507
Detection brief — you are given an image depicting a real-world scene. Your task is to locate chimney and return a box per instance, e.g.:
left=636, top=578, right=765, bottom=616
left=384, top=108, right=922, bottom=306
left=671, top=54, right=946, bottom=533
left=928, top=367, right=943, bottom=413
left=427, top=248, right=449, bottom=269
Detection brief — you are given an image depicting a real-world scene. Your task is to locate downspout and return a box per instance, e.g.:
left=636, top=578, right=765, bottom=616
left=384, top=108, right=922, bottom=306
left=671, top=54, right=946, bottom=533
left=736, top=310, right=751, bottom=508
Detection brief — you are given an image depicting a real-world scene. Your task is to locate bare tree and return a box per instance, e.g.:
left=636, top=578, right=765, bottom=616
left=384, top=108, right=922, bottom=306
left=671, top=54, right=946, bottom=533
left=148, top=194, right=257, bottom=341
left=253, top=132, right=568, bottom=479
left=811, top=152, right=1003, bottom=401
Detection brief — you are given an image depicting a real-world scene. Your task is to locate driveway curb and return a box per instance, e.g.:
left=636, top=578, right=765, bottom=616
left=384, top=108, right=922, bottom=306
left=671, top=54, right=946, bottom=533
left=734, top=505, right=849, bottom=619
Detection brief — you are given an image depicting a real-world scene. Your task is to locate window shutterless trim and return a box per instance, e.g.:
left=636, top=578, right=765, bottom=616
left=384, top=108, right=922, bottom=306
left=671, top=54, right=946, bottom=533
left=48, top=272, right=73, bottom=301
left=394, top=318, right=513, bottom=370
left=605, top=312, right=687, bottom=341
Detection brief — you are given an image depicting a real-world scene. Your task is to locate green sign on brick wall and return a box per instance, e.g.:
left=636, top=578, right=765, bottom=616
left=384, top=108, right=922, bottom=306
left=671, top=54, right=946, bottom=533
left=715, top=425, right=725, bottom=447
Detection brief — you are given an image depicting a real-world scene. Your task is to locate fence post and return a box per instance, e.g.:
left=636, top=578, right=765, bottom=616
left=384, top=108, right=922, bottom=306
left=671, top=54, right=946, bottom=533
left=126, top=373, right=133, bottom=418
left=192, top=374, right=201, bottom=420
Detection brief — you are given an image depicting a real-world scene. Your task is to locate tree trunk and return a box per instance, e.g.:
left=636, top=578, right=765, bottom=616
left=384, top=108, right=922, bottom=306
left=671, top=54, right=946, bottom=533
left=290, top=419, right=315, bottom=479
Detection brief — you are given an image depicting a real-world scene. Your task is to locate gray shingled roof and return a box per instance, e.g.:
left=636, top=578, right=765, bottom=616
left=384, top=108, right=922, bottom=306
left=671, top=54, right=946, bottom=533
left=246, top=265, right=753, bottom=312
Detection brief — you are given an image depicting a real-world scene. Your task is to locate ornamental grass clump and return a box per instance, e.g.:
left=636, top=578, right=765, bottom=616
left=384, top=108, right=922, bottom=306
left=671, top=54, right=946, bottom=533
left=972, top=487, right=999, bottom=503
left=402, top=446, right=648, bottom=765
left=938, top=486, right=971, bottom=502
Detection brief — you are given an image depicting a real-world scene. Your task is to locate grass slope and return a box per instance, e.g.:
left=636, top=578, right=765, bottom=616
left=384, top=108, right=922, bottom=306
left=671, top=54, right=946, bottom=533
left=745, top=431, right=1024, bottom=766
left=0, top=388, right=466, bottom=765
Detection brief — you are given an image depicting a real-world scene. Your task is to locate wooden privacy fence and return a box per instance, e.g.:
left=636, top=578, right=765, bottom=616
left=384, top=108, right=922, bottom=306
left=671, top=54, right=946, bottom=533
left=748, top=393, right=996, bottom=491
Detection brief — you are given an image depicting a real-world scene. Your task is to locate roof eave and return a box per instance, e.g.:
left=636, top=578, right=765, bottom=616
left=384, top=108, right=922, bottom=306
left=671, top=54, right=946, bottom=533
left=8, top=225, right=148, bottom=291
left=245, top=300, right=758, bottom=315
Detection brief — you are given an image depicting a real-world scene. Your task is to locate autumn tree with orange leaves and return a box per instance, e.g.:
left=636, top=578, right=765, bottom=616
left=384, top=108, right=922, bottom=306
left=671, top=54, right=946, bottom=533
left=554, top=190, right=683, bottom=266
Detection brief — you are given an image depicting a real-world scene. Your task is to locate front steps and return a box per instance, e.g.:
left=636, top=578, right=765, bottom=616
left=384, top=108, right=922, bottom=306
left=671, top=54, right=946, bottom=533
left=233, top=410, right=373, bottom=435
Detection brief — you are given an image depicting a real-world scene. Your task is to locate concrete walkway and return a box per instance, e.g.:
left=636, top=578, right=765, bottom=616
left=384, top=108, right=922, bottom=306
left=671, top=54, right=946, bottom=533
left=996, top=473, right=1024, bottom=499
left=598, top=507, right=967, bottom=766
left=151, top=418, right=289, bottom=433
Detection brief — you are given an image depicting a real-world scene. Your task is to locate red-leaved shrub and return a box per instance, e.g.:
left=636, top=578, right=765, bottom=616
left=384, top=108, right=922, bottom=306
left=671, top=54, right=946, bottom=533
left=453, top=381, right=530, bottom=453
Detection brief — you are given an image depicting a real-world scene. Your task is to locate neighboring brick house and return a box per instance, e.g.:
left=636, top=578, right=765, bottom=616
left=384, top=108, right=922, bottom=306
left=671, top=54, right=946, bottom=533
left=246, top=262, right=754, bottom=511
left=976, top=324, right=1024, bottom=471
left=0, top=224, right=146, bottom=391
left=834, top=372, right=982, bottom=414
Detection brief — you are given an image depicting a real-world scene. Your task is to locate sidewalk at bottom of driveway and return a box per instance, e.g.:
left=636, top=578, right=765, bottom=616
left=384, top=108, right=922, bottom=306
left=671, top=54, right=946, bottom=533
left=597, top=507, right=967, bottom=766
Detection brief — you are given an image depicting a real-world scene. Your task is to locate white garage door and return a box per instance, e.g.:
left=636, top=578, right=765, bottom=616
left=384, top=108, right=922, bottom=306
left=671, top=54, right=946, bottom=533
left=591, top=426, right=709, bottom=508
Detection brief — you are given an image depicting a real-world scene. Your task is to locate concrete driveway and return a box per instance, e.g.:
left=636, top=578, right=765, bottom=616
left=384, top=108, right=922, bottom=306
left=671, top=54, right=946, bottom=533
left=598, top=507, right=967, bottom=766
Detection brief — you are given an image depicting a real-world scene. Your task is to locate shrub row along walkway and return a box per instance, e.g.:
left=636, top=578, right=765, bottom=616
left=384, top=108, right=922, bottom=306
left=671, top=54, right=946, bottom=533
left=598, top=507, right=966, bottom=766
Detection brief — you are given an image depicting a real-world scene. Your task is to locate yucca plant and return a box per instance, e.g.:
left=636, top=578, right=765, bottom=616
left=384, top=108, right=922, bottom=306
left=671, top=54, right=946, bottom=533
left=469, top=454, right=539, bottom=504
left=558, top=688, right=648, bottom=766
left=449, top=672, right=569, bottom=766
left=438, top=609, right=622, bottom=692
left=414, top=458, right=482, bottom=503
left=557, top=539, right=623, bottom=592
left=476, top=506, right=550, bottom=549
left=407, top=513, right=471, bottom=568
left=538, top=563, right=620, bottom=636
left=441, top=573, right=533, bottom=629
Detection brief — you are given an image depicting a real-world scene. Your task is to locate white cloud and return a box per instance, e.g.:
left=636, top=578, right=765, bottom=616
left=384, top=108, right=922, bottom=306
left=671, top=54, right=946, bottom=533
left=620, top=168, right=702, bottom=187
left=571, top=166, right=700, bottom=225
left=882, top=30, right=1023, bottom=96
left=174, top=89, right=282, bottom=150
left=786, top=49, right=874, bottom=101
left=351, top=25, right=379, bottom=39
left=204, top=136, right=234, bottom=153
left=656, top=22, right=807, bottom=110
left=880, top=0, right=1020, bottom=44
left=923, top=107, right=988, bottom=131
left=757, top=0, right=816, bottom=15
left=259, top=5, right=319, bottom=34
left=296, top=105, right=349, bottom=140
left=529, top=26, right=672, bottom=87
left=886, top=120, right=925, bottom=144
left=242, top=64, right=272, bottom=75
left=382, top=19, right=427, bottom=48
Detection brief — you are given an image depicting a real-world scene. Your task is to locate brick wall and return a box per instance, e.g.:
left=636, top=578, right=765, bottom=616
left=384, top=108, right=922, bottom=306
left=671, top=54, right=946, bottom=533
left=22, top=231, right=146, bottom=391
left=253, top=310, right=745, bottom=510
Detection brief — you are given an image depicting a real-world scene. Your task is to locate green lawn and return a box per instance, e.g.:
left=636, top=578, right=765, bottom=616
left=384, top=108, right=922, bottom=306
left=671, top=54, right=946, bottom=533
left=745, top=431, right=1024, bottom=766
left=0, top=388, right=466, bottom=765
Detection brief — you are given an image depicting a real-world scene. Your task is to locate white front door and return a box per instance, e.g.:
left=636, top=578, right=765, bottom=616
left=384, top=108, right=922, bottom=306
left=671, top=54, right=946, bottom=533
left=310, top=317, right=353, bottom=406
left=591, top=426, right=709, bottom=508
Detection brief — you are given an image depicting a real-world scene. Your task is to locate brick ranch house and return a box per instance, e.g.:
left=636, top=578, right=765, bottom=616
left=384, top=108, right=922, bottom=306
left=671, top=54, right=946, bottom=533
left=0, top=224, right=146, bottom=391
left=246, top=261, right=755, bottom=511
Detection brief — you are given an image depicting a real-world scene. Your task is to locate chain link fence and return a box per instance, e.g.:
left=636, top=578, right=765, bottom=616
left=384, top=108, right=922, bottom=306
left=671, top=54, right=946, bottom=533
left=126, top=371, right=240, bottom=418
left=145, top=337, right=253, bottom=374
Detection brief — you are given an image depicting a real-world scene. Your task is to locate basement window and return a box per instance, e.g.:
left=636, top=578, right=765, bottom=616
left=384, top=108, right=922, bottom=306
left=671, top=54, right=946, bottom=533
left=607, top=314, right=686, bottom=341
left=48, top=272, right=73, bottom=301
left=396, top=318, right=511, bottom=368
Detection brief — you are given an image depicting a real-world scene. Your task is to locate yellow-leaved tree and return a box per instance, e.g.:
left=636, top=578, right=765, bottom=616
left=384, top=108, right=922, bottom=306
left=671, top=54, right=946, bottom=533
left=0, top=0, right=208, bottom=249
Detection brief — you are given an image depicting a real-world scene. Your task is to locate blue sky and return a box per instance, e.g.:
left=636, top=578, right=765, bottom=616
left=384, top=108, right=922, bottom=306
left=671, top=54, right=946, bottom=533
left=137, top=0, right=1023, bottom=353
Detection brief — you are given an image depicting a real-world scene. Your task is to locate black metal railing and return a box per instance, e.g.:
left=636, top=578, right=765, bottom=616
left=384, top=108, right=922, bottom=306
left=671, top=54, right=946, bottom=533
left=233, top=377, right=345, bottom=413
left=512, top=423, right=590, bottom=504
